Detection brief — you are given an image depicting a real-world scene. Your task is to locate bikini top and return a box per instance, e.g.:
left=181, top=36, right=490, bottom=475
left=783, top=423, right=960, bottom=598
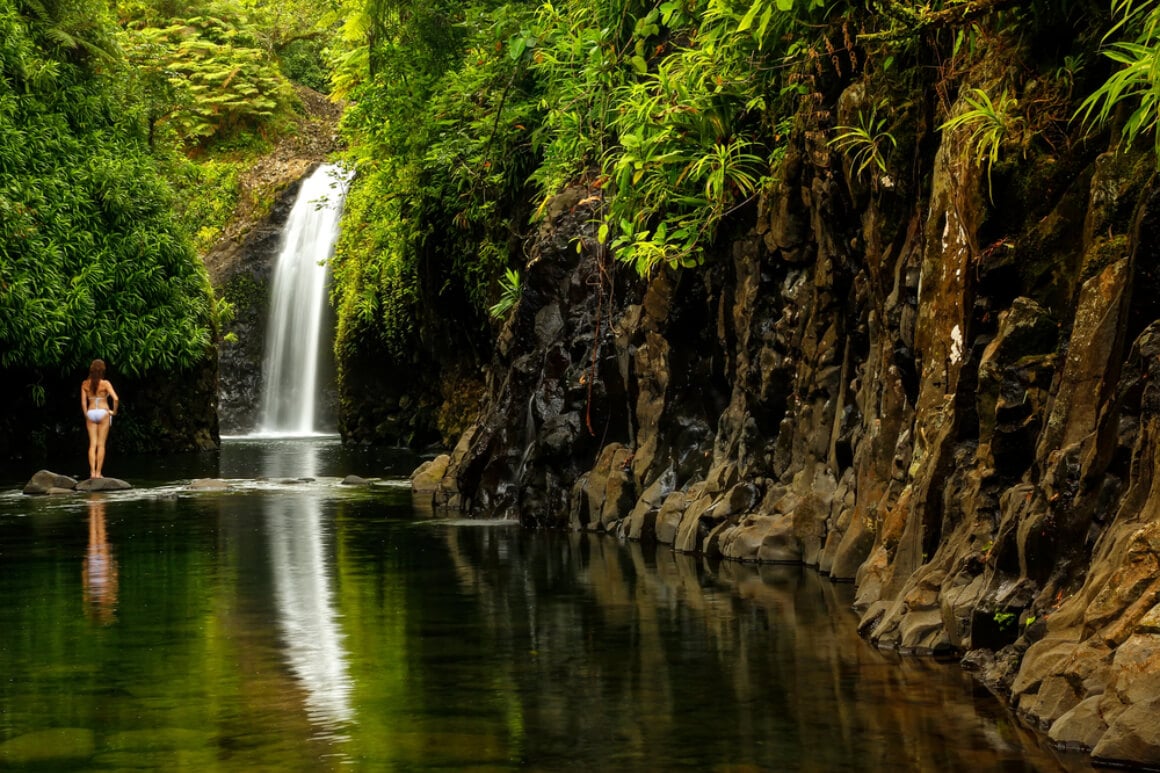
left=86, top=383, right=111, bottom=405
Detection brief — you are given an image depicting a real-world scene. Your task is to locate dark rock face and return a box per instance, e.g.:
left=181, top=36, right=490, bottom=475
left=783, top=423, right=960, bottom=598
left=429, top=189, right=648, bottom=522
left=418, top=75, right=1160, bottom=763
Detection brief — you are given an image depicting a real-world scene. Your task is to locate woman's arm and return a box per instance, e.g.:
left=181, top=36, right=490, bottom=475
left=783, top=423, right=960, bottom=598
left=105, top=381, right=119, bottom=415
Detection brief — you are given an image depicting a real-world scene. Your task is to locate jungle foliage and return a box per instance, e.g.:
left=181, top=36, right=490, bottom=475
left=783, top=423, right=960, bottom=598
left=118, top=0, right=334, bottom=151
left=116, top=0, right=340, bottom=253
left=331, top=0, right=1160, bottom=366
left=0, top=0, right=213, bottom=376
left=330, top=0, right=541, bottom=360
left=5, top=0, right=1160, bottom=402
left=328, top=0, right=850, bottom=364
left=0, top=0, right=341, bottom=382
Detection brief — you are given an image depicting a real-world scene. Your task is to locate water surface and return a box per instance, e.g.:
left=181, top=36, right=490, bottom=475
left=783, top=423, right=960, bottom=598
left=0, top=441, right=1091, bottom=771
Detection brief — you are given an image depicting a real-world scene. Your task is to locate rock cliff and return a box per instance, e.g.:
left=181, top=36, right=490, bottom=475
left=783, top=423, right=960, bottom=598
left=415, top=62, right=1160, bottom=768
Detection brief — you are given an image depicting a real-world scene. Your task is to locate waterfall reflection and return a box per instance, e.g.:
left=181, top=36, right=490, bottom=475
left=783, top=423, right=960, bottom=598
left=82, top=496, right=118, bottom=625
left=263, top=438, right=321, bottom=480
left=266, top=493, right=354, bottom=740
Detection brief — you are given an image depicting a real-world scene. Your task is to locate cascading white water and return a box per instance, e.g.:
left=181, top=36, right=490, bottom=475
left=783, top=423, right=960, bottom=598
left=257, top=163, right=352, bottom=436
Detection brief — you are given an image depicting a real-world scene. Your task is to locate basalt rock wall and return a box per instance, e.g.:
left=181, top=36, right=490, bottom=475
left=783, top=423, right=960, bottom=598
left=418, top=56, right=1160, bottom=773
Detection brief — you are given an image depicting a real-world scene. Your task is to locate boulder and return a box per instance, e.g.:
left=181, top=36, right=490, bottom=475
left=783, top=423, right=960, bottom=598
left=411, top=454, right=450, bottom=494
left=76, top=478, right=131, bottom=492
left=188, top=478, right=229, bottom=490
left=22, top=470, right=77, bottom=495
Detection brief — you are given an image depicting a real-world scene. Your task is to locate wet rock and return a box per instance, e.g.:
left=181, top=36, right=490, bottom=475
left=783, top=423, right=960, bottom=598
left=757, top=514, right=802, bottom=563
left=341, top=475, right=372, bottom=485
left=1049, top=696, right=1107, bottom=751
left=1093, top=699, right=1160, bottom=767
left=76, top=477, right=131, bottom=492
left=655, top=489, right=693, bottom=545
left=188, top=478, right=229, bottom=490
left=411, top=454, right=450, bottom=495
left=22, top=470, right=77, bottom=495
left=0, top=728, right=95, bottom=765
left=414, top=36, right=1160, bottom=766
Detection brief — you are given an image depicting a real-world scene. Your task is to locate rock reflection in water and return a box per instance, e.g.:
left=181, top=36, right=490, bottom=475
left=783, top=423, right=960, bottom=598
left=437, top=528, right=1083, bottom=772
left=266, top=493, right=354, bottom=740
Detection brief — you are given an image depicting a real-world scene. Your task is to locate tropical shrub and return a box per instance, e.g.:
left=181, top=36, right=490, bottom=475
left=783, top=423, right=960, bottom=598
left=527, top=0, right=867, bottom=274
left=0, top=0, right=213, bottom=375
left=1079, top=0, right=1160, bottom=164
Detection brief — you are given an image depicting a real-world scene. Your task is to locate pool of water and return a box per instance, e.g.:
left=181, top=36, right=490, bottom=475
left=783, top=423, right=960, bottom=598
left=0, top=440, right=1091, bottom=771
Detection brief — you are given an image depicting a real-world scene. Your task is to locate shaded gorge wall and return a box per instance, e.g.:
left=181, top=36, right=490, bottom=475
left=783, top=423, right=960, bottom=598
left=415, top=42, right=1160, bottom=772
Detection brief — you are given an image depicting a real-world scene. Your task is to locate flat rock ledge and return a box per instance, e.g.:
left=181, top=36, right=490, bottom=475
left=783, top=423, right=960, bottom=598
left=23, top=470, right=131, bottom=495
left=21, top=471, right=394, bottom=496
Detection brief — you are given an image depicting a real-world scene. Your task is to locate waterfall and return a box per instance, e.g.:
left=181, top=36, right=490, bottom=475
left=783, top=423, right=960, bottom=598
left=257, top=163, right=352, bottom=436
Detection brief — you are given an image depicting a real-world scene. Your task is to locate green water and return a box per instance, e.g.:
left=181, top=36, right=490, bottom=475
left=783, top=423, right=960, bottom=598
left=0, top=440, right=1090, bottom=771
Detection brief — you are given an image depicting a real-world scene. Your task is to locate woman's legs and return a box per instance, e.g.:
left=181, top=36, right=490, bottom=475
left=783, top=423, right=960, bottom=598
left=86, top=419, right=100, bottom=478
left=94, top=417, right=111, bottom=478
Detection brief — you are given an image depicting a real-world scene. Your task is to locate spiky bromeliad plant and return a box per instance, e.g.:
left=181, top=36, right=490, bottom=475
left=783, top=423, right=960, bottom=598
left=940, top=86, right=1022, bottom=200
left=830, top=103, right=897, bottom=179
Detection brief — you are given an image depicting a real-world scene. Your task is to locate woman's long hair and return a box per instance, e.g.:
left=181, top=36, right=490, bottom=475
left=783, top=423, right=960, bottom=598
left=88, top=359, right=106, bottom=396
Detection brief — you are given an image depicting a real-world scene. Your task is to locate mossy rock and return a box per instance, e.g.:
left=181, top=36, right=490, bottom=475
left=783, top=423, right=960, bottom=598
left=103, top=727, right=212, bottom=752
left=0, top=728, right=95, bottom=765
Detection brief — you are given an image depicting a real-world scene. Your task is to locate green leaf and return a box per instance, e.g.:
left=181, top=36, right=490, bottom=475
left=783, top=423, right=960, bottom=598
left=509, top=35, right=528, bottom=61
left=738, top=2, right=762, bottom=32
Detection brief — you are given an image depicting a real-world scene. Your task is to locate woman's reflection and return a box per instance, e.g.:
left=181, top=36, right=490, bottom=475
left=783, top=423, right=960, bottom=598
left=82, top=496, right=118, bottom=624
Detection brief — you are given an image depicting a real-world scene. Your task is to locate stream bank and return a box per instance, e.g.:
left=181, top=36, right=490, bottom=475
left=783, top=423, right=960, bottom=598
left=410, top=61, right=1160, bottom=773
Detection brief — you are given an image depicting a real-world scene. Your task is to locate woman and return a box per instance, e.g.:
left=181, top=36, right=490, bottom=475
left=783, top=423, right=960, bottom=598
left=80, top=359, right=119, bottom=479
